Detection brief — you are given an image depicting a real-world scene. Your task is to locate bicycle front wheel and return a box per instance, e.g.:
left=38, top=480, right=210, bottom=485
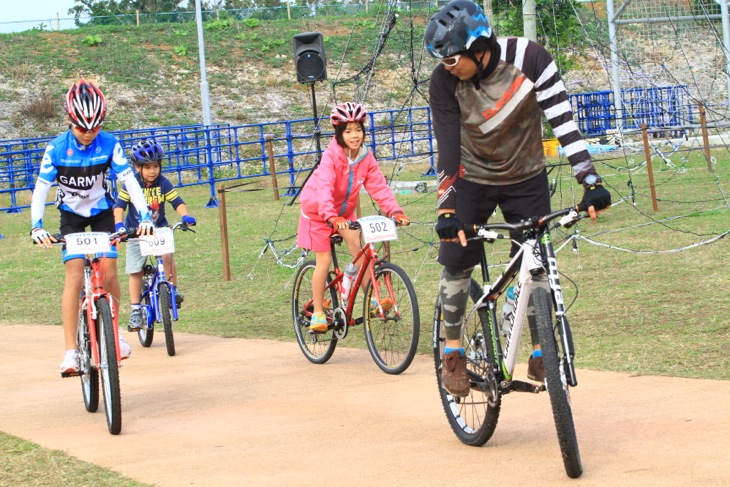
left=97, top=296, right=122, bottom=435
left=78, top=296, right=98, bottom=413
left=434, top=279, right=501, bottom=446
left=292, top=260, right=338, bottom=364
left=533, top=285, right=582, bottom=478
left=159, top=284, right=175, bottom=356
left=137, top=285, right=154, bottom=347
left=363, top=262, right=419, bottom=375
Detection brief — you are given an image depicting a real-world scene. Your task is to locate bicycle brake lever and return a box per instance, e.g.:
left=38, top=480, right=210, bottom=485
left=559, top=209, right=582, bottom=229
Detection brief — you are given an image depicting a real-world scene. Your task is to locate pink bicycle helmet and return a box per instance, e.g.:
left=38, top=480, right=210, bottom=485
left=330, top=102, right=367, bottom=126
left=65, top=78, right=107, bottom=130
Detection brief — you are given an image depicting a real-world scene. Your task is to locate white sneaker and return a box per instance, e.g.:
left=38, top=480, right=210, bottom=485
left=59, top=349, right=80, bottom=374
left=118, top=331, right=132, bottom=360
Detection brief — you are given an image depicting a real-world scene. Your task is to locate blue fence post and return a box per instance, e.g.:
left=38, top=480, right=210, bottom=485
left=205, top=125, right=219, bottom=208
left=285, top=121, right=298, bottom=196
left=6, top=151, right=24, bottom=213
left=424, top=106, right=436, bottom=176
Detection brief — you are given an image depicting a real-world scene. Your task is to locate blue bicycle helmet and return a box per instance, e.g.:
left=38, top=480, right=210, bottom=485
left=130, top=138, right=165, bottom=165
left=424, top=0, right=493, bottom=59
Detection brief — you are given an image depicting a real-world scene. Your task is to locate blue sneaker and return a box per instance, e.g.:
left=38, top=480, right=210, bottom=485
left=369, top=298, right=393, bottom=317
left=309, top=312, right=328, bottom=332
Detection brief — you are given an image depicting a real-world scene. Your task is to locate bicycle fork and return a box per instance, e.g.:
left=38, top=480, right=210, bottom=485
left=145, top=259, right=179, bottom=323
left=541, top=235, right=578, bottom=387
left=86, top=262, right=122, bottom=367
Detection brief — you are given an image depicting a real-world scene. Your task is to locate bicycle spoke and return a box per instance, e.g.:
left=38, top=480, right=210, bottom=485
left=292, top=260, right=338, bottom=364
left=364, top=263, right=419, bottom=375
left=433, top=279, right=501, bottom=446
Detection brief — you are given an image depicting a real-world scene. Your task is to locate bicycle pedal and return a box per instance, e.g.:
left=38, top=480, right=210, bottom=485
left=509, top=380, right=544, bottom=394
left=60, top=370, right=80, bottom=378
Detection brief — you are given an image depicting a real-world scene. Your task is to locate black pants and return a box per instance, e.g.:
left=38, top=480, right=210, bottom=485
left=437, top=169, right=551, bottom=268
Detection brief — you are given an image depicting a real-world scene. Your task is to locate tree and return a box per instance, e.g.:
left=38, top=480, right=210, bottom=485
left=490, top=0, right=591, bottom=72
left=70, top=0, right=187, bottom=25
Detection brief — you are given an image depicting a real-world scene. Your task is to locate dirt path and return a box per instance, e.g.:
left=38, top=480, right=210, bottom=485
left=1, top=324, right=728, bottom=486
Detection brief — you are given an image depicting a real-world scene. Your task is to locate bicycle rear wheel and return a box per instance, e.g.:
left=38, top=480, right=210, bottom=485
left=97, top=296, right=122, bottom=435
left=434, top=279, right=501, bottom=446
left=533, top=285, right=582, bottom=478
left=363, top=262, right=419, bottom=375
left=78, top=295, right=98, bottom=413
left=159, top=284, right=175, bottom=356
left=292, top=260, right=338, bottom=364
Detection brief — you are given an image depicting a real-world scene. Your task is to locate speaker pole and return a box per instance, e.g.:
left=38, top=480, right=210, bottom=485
left=311, top=83, right=322, bottom=162
left=289, top=82, right=322, bottom=205
left=290, top=31, right=327, bottom=205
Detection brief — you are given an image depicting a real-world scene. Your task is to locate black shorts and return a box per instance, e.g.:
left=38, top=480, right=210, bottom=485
left=437, top=169, right=551, bottom=268
left=59, top=209, right=117, bottom=262
left=59, top=208, right=116, bottom=235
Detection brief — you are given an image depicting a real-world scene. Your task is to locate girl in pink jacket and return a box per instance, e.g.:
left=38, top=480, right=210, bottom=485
left=297, top=102, right=410, bottom=332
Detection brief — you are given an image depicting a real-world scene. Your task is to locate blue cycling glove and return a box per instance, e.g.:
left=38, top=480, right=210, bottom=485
left=182, top=215, right=196, bottom=226
left=115, top=222, right=127, bottom=234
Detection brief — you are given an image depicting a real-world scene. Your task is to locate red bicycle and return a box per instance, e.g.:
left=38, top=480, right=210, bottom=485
left=49, top=231, right=126, bottom=435
left=292, top=215, right=420, bottom=375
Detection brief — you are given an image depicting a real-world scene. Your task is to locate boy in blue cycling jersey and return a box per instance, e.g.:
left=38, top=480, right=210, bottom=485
left=113, top=138, right=196, bottom=330
left=30, top=79, right=154, bottom=375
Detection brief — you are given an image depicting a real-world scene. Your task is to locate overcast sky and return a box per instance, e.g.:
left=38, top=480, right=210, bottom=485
left=0, top=0, right=80, bottom=33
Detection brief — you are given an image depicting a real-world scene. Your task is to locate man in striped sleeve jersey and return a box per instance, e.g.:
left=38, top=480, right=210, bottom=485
left=425, top=0, right=611, bottom=396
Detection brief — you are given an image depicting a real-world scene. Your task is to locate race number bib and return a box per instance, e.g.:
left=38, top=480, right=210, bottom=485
left=358, top=215, right=398, bottom=243
left=65, top=232, right=111, bottom=254
left=140, top=227, right=175, bottom=256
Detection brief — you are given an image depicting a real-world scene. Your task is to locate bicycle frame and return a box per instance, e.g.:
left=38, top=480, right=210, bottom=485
left=467, top=210, right=578, bottom=387
left=82, top=251, right=122, bottom=367
left=329, top=238, right=378, bottom=321
left=326, top=228, right=402, bottom=331
left=141, top=255, right=179, bottom=324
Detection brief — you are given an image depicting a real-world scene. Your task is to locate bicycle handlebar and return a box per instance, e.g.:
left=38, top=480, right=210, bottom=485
left=328, top=217, right=406, bottom=231
left=466, top=208, right=583, bottom=241
left=125, top=221, right=197, bottom=238
left=38, top=230, right=129, bottom=247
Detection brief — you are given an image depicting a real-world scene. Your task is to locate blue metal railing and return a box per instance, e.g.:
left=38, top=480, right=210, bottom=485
left=569, top=85, right=695, bottom=136
left=0, top=106, right=435, bottom=213
left=1, top=86, right=697, bottom=213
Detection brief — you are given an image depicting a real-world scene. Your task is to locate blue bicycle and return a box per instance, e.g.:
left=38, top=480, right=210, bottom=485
left=132, top=222, right=194, bottom=356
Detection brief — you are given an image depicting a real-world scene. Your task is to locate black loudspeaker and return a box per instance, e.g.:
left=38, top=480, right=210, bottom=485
left=293, top=32, right=327, bottom=83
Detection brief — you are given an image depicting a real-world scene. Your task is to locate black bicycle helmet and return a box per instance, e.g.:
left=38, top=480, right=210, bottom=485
left=130, top=138, right=165, bottom=165
left=424, top=0, right=493, bottom=59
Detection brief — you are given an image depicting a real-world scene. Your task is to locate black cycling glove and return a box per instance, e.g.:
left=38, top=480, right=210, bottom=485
left=435, top=212, right=463, bottom=240
left=578, top=185, right=612, bottom=212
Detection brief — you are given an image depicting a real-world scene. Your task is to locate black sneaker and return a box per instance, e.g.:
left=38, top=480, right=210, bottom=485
left=441, top=350, right=470, bottom=397
left=174, top=292, right=184, bottom=309
left=527, top=354, right=545, bottom=382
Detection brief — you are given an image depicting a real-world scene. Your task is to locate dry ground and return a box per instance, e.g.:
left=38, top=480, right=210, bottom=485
left=1, top=324, right=728, bottom=486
